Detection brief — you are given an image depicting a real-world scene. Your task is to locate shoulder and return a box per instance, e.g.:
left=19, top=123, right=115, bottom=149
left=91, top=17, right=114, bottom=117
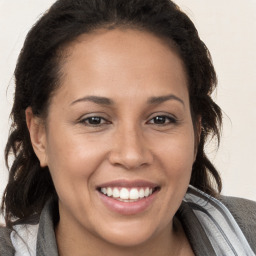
left=0, top=223, right=39, bottom=256
left=220, top=195, right=256, bottom=225
left=220, top=195, right=256, bottom=252
left=0, top=226, right=15, bottom=256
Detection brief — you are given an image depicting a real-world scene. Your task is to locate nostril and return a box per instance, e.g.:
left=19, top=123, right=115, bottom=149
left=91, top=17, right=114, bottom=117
left=108, top=131, right=153, bottom=169
left=108, top=148, right=153, bottom=170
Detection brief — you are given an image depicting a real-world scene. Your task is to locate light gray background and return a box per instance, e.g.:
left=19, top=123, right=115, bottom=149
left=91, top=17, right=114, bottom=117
left=0, top=0, right=255, bottom=203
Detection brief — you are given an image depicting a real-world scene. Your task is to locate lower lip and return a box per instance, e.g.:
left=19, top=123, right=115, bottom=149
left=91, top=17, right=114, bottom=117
left=97, top=190, right=159, bottom=215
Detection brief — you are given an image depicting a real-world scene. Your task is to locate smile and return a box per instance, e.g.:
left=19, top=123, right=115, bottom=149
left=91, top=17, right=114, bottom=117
left=99, top=187, right=158, bottom=202
left=97, top=180, right=160, bottom=215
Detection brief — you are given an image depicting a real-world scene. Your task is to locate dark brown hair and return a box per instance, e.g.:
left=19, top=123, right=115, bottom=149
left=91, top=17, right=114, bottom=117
left=2, top=0, right=222, bottom=227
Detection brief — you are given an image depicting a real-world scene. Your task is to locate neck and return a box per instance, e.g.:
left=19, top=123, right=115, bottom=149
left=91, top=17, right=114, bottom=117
left=56, top=216, right=192, bottom=256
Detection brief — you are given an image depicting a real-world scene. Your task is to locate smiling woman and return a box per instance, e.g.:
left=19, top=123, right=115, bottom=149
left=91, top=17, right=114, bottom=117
left=0, top=0, right=256, bottom=256
left=27, top=29, right=196, bottom=252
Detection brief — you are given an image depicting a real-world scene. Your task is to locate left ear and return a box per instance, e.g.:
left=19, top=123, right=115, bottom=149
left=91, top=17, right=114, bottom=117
left=25, top=107, right=48, bottom=167
left=194, top=115, right=202, bottom=161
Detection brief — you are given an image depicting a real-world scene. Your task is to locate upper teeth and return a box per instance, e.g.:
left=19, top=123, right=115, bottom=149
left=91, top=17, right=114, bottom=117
left=100, top=187, right=153, bottom=200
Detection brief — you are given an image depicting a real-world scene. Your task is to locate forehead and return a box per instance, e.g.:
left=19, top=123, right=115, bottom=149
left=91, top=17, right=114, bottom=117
left=54, top=28, right=188, bottom=105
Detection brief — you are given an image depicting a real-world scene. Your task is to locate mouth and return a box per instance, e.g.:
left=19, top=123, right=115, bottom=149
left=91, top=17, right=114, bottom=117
left=96, top=180, right=161, bottom=215
left=97, top=186, right=160, bottom=202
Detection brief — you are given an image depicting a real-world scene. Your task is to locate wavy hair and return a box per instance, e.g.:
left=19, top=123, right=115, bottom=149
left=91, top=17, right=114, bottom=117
left=2, top=0, right=222, bottom=227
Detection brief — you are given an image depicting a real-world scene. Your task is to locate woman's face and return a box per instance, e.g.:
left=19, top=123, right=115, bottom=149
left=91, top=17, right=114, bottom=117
left=35, top=29, right=196, bottom=247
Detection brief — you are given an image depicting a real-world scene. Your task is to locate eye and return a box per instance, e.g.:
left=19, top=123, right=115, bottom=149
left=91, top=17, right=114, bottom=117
left=148, top=115, right=176, bottom=125
left=79, top=116, right=109, bottom=126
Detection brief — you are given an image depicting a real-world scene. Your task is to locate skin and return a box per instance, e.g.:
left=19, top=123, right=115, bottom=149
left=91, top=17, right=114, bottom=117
left=26, top=28, right=196, bottom=256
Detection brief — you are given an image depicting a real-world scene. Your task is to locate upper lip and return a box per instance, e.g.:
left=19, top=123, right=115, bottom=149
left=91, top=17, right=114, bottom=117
left=97, top=179, right=159, bottom=189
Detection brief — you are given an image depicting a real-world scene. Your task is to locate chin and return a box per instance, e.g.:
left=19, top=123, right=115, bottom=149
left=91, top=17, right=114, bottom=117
left=94, top=219, right=163, bottom=248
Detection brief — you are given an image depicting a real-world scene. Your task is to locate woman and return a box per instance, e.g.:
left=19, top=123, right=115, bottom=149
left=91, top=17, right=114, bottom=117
left=0, top=0, right=255, bottom=255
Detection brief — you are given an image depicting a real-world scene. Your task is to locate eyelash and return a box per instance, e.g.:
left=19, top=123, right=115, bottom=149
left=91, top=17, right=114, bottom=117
left=79, top=116, right=110, bottom=126
left=79, top=115, right=177, bottom=127
left=147, top=115, right=177, bottom=126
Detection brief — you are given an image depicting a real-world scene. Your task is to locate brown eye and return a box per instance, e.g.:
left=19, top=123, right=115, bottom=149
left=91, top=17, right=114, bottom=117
left=80, top=116, right=109, bottom=126
left=153, top=116, right=167, bottom=124
left=148, top=115, right=176, bottom=125
left=87, top=117, right=102, bottom=125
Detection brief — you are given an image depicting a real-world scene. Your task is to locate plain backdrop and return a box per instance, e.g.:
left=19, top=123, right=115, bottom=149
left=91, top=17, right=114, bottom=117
left=0, top=0, right=255, bottom=207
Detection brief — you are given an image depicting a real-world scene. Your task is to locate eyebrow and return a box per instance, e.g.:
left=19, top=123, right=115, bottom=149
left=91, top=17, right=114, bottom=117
left=147, top=94, right=185, bottom=106
left=70, top=94, right=184, bottom=106
left=70, top=96, right=114, bottom=106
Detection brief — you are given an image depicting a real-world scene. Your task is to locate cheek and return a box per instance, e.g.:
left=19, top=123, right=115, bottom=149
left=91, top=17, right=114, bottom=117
left=154, top=128, right=195, bottom=206
left=156, top=130, right=195, bottom=174
left=45, top=133, right=108, bottom=215
left=45, top=129, right=108, bottom=193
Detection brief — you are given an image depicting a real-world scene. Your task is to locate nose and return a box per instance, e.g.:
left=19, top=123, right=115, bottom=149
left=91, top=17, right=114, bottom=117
left=108, top=124, right=153, bottom=170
